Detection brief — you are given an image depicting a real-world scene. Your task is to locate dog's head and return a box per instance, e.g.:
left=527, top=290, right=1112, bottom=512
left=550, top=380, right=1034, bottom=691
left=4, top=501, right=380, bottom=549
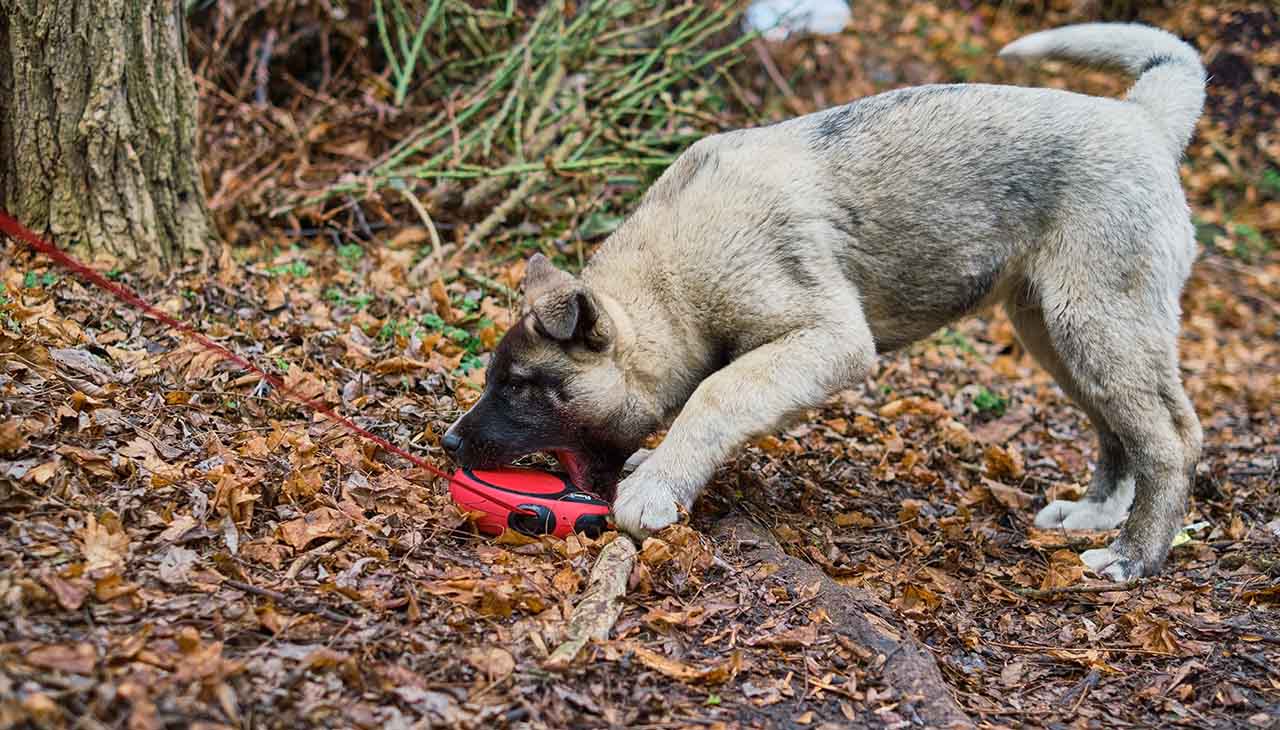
left=442, top=254, right=655, bottom=495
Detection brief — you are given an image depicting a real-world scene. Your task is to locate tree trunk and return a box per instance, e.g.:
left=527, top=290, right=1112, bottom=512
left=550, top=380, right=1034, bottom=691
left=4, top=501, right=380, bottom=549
left=0, top=0, right=213, bottom=270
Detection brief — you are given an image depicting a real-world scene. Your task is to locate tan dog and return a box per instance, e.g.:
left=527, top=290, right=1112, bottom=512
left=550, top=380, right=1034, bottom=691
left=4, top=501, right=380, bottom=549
left=444, top=23, right=1206, bottom=581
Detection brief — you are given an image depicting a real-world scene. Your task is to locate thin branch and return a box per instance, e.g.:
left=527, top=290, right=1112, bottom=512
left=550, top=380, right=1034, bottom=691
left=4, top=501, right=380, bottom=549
left=223, top=578, right=354, bottom=624
left=1013, top=581, right=1142, bottom=599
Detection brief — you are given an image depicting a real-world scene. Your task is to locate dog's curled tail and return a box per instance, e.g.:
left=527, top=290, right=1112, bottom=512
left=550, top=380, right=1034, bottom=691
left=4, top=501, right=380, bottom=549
left=999, top=23, right=1205, bottom=155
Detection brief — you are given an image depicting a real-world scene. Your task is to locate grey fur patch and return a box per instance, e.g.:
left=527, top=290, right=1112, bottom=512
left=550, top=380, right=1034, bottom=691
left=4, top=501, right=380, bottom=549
left=1139, top=53, right=1181, bottom=73
left=812, top=86, right=968, bottom=146
left=775, top=245, right=818, bottom=289
left=760, top=208, right=820, bottom=289
left=646, top=142, right=718, bottom=206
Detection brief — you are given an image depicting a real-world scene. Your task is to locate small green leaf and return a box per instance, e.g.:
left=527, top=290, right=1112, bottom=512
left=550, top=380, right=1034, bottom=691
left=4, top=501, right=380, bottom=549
left=973, top=387, right=1008, bottom=417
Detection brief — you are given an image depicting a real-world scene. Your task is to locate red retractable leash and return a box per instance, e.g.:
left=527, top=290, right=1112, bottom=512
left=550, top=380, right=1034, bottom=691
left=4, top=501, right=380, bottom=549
left=0, top=210, right=611, bottom=539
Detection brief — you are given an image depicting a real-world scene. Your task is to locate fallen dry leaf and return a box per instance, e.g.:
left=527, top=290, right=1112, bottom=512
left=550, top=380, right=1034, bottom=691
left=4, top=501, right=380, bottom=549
left=26, top=643, right=97, bottom=675
left=985, top=477, right=1035, bottom=510
left=40, top=573, right=90, bottom=611
left=1040, top=549, right=1086, bottom=591
left=58, top=445, right=114, bottom=478
left=984, top=443, right=1025, bottom=481
left=629, top=645, right=744, bottom=685
left=0, top=419, right=29, bottom=453
left=79, top=514, right=129, bottom=573
left=277, top=507, right=351, bottom=551
left=465, top=647, right=515, bottom=680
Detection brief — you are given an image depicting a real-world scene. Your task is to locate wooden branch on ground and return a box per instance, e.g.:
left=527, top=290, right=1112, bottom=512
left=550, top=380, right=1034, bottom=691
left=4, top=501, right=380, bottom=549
left=544, top=536, right=637, bottom=670
left=286, top=538, right=345, bottom=581
left=713, top=516, right=974, bottom=730
left=222, top=578, right=354, bottom=624
left=1013, top=581, right=1141, bottom=600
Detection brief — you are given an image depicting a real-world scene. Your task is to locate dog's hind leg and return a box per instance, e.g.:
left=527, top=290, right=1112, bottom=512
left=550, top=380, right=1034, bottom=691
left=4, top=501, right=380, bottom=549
left=611, top=308, right=876, bottom=537
left=1020, top=237, right=1201, bottom=580
left=1006, top=292, right=1135, bottom=531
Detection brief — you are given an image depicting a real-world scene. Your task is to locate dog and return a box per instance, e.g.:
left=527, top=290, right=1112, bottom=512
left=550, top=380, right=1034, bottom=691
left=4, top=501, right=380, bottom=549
left=443, top=23, right=1206, bottom=582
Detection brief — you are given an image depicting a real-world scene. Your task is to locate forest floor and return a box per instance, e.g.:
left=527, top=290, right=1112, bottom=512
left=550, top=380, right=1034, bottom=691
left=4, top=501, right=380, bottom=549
left=2, top=1, right=1277, bottom=728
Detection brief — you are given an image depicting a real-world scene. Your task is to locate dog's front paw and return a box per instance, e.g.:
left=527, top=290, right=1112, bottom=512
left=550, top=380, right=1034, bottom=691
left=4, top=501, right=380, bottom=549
left=1080, top=546, right=1144, bottom=582
left=1035, top=499, right=1127, bottom=530
left=612, top=475, right=680, bottom=538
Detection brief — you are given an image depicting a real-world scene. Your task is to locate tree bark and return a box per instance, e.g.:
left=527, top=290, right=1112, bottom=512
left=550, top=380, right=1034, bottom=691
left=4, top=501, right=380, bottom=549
left=0, top=0, right=213, bottom=269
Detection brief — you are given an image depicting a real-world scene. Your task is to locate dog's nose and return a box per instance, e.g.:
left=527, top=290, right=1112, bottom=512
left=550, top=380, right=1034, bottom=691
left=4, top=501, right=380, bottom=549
left=442, top=432, right=462, bottom=455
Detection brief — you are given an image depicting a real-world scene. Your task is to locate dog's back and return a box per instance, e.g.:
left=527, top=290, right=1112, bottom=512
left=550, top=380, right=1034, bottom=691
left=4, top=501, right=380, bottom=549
left=603, top=23, right=1207, bottom=352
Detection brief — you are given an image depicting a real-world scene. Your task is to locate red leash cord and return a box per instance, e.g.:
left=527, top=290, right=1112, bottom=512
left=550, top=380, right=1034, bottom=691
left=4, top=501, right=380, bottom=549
left=0, top=209, right=533, bottom=517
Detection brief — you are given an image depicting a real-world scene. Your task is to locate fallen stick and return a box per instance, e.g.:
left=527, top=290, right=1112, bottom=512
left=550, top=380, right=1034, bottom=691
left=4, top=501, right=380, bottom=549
left=714, top=516, right=974, bottom=730
left=545, top=536, right=637, bottom=669
left=222, top=578, right=353, bottom=624
left=1013, top=581, right=1141, bottom=600
left=285, top=537, right=345, bottom=581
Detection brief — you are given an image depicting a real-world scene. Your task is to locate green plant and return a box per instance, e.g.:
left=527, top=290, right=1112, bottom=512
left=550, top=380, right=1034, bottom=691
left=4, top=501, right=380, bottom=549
left=337, top=243, right=365, bottom=268
left=266, top=260, right=311, bottom=278
left=308, top=0, right=758, bottom=235
left=378, top=319, right=417, bottom=341
left=973, top=387, right=1008, bottom=417
left=1231, top=222, right=1270, bottom=261
left=0, top=293, right=18, bottom=331
left=578, top=210, right=625, bottom=239
left=1260, top=168, right=1280, bottom=198
left=457, top=353, right=485, bottom=374
left=420, top=312, right=446, bottom=330
left=22, top=271, right=58, bottom=288
left=374, top=0, right=446, bottom=107
left=937, top=328, right=978, bottom=356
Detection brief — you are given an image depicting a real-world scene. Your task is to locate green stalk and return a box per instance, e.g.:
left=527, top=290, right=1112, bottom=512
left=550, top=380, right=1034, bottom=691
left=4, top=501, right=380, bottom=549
left=393, top=0, right=445, bottom=106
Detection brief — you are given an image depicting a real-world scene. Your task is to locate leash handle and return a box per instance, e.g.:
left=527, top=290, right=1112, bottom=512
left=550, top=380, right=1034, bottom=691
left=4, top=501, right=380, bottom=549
left=0, top=209, right=533, bottom=517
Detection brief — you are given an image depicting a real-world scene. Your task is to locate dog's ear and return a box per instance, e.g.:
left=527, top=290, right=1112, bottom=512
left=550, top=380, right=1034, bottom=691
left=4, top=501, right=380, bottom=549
left=530, top=287, right=613, bottom=352
left=522, top=253, right=575, bottom=305
left=522, top=253, right=613, bottom=351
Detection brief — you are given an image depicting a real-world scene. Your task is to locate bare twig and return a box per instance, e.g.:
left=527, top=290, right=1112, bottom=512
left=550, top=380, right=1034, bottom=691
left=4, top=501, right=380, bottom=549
left=397, top=185, right=445, bottom=280
left=255, top=29, right=277, bottom=106
left=461, top=100, right=587, bottom=254
left=1013, top=581, right=1142, bottom=599
left=751, top=37, right=795, bottom=101
left=988, top=640, right=1177, bottom=657
left=285, top=537, right=346, bottom=581
left=545, top=537, right=637, bottom=669
left=223, top=578, right=354, bottom=624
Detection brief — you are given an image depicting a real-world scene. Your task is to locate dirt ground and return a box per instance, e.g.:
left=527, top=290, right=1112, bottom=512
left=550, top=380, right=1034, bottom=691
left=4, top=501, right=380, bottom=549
left=2, top=1, right=1277, bottom=728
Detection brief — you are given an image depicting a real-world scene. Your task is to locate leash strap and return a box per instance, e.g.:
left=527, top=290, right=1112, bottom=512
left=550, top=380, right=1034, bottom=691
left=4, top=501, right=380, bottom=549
left=0, top=209, right=533, bottom=517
